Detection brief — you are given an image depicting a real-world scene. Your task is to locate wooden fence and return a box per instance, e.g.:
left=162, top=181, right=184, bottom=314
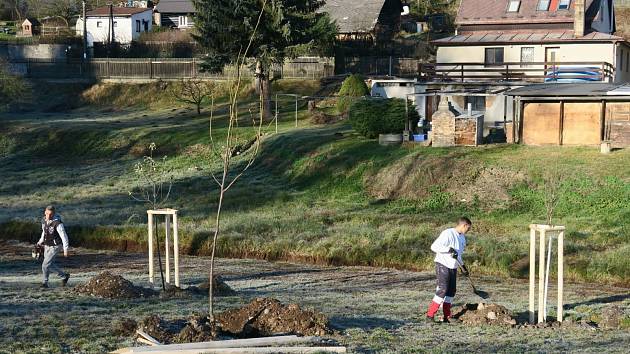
left=12, top=57, right=335, bottom=80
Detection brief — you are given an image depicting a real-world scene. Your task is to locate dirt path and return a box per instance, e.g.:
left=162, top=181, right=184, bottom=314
left=0, top=240, right=628, bottom=353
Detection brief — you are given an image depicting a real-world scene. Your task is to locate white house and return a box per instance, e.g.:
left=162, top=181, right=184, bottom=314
left=428, top=0, right=630, bottom=83
left=76, top=6, right=153, bottom=47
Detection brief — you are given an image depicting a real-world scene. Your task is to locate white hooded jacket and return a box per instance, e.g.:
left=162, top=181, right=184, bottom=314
left=431, top=227, right=466, bottom=269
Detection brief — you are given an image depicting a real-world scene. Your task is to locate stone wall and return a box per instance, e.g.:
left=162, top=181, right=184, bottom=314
left=432, top=99, right=456, bottom=147
left=8, top=44, right=71, bottom=60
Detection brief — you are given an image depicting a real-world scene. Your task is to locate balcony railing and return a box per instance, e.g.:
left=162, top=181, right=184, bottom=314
left=420, top=61, right=615, bottom=83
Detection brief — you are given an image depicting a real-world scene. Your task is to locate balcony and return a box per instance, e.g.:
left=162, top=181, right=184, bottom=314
left=420, top=61, right=615, bottom=83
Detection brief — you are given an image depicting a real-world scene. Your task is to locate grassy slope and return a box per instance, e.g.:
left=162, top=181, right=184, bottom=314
left=1, top=80, right=629, bottom=285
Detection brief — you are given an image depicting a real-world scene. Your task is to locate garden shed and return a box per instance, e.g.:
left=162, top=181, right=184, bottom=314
left=506, top=83, right=630, bottom=147
left=21, top=18, right=41, bottom=37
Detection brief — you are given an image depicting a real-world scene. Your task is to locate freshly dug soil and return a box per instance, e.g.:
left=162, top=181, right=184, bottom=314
left=188, top=275, right=237, bottom=296
left=74, top=271, right=156, bottom=299
left=113, top=318, right=137, bottom=336
left=216, top=297, right=331, bottom=337
left=137, top=298, right=330, bottom=344
left=453, top=303, right=518, bottom=327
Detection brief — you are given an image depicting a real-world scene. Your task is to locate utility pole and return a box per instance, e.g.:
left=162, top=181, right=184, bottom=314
left=82, top=1, right=87, bottom=60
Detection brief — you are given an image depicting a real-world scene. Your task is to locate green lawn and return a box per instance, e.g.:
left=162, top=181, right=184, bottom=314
left=1, top=80, right=629, bottom=285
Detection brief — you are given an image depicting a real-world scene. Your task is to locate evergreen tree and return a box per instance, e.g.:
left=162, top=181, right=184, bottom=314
left=192, top=0, right=336, bottom=117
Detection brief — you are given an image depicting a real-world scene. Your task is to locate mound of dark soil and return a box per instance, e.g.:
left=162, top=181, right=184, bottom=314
left=216, top=297, right=331, bottom=337
left=453, top=303, right=517, bottom=327
left=113, top=318, right=138, bottom=336
left=136, top=298, right=330, bottom=344
left=310, top=110, right=344, bottom=125
left=74, top=271, right=156, bottom=299
left=190, top=275, right=237, bottom=296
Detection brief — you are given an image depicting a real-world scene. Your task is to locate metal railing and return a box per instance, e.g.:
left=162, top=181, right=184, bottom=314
left=420, top=61, right=615, bottom=83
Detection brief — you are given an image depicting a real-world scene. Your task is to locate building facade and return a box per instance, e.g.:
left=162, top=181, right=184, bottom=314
left=76, top=6, right=153, bottom=47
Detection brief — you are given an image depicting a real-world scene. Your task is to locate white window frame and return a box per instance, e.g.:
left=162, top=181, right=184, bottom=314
left=178, top=16, right=188, bottom=27
left=521, top=47, right=535, bottom=68
left=558, top=0, right=571, bottom=10
left=537, top=0, right=550, bottom=11
left=507, top=0, right=521, bottom=12
left=96, top=21, right=102, bottom=28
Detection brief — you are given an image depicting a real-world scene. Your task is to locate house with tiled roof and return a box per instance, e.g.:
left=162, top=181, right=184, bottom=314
left=321, top=0, right=404, bottom=43
left=425, top=0, right=630, bottom=83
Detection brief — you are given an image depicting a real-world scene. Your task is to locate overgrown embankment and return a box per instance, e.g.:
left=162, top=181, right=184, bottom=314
left=1, top=81, right=629, bottom=285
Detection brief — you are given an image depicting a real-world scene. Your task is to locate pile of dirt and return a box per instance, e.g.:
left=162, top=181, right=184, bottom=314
left=113, top=318, right=138, bottom=336
left=137, top=298, right=329, bottom=344
left=189, top=275, right=237, bottom=296
left=453, top=303, right=517, bottom=327
left=216, top=298, right=331, bottom=337
left=363, top=153, right=526, bottom=209
left=74, top=271, right=156, bottom=299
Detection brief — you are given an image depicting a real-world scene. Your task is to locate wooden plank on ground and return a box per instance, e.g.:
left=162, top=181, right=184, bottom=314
left=116, top=347, right=347, bottom=354
left=113, top=336, right=321, bottom=353
left=136, top=329, right=161, bottom=345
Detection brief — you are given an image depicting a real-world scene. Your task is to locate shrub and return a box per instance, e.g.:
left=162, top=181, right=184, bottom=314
left=348, top=98, right=420, bottom=138
left=337, top=74, right=369, bottom=113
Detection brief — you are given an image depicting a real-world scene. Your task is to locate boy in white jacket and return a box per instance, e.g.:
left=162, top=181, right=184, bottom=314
left=425, top=217, right=471, bottom=323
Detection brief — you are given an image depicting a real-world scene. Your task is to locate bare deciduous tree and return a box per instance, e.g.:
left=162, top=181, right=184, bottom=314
left=172, top=79, right=215, bottom=115
left=540, top=163, right=565, bottom=226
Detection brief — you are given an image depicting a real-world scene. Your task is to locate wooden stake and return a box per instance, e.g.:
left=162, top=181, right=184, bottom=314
left=148, top=212, right=154, bottom=284
left=173, top=211, right=180, bottom=287
left=529, top=226, right=536, bottom=324
left=136, top=329, right=161, bottom=345
left=558, top=230, right=564, bottom=322
left=165, top=215, right=171, bottom=284
left=538, top=229, right=546, bottom=323
left=137, top=338, right=158, bottom=347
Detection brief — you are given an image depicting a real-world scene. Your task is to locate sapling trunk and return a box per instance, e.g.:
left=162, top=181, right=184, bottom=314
left=154, top=216, right=166, bottom=291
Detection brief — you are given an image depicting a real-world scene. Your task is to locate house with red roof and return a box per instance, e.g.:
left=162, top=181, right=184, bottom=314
left=425, top=0, right=630, bottom=83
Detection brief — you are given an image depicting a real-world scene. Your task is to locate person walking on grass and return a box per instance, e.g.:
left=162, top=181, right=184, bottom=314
left=425, top=217, right=471, bottom=324
left=37, top=205, right=70, bottom=288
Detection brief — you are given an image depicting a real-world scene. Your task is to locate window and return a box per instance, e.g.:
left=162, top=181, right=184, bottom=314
left=485, top=47, right=504, bottom=65
left=136, top=20, right=141, bottom=32
left=537, top=0, right=550, bottom=11
left=507, top=0, right=521, bottom=12
left=113, top=21, right=117, bottom=27
left=97, top=21, right=102, bottom=28
left=521, top=47, right=535, bottom=67
left=465, top=96, right=486, bottom=112
left=558, top=0, right=570, bottom=10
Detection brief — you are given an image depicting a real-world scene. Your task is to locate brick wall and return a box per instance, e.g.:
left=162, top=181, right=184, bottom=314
left=455, top=118, right=479, bottom=146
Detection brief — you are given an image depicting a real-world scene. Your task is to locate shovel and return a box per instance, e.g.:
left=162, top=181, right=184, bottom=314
left=456, top=259, right=490, bottom=300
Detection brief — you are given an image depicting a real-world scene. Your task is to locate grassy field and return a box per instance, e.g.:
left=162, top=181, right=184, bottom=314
left=1, top=80, right=629, bottom=287
left=1, top=241, right=629, bottom=353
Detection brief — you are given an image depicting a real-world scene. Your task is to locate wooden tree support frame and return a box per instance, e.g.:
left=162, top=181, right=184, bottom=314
left=148, top=209, right=179, bottom=287
left=529, top=224, right=565, bottom=324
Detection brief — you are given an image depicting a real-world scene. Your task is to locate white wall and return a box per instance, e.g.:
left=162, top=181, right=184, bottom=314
left=76, top=10, right=152, bottom=47
left=436, top=42, right=621, bottom=82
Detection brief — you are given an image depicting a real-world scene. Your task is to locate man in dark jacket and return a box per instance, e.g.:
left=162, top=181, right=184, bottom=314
left=37, top=205, right=70, bottom=288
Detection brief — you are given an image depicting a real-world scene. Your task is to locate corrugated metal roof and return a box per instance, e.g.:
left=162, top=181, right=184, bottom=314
left=505, top=83, right=622, bottom=96
left=155, top=0, right=196, bottom=14
left=434, top=30, right=624, bottom=44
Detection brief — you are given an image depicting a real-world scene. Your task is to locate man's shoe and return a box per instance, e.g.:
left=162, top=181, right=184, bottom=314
left=62, top=273, right=70, bottom=287
left=40, top=282, right=49, bottom=289
left=442, top=317, right=451, bottom=324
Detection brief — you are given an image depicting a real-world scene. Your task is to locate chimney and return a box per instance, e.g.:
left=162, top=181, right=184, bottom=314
left=574, top=0, right=585, bottom=37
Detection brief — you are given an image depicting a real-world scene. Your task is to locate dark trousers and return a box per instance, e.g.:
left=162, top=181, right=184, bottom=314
left=434, top=262, right=457, bottom=303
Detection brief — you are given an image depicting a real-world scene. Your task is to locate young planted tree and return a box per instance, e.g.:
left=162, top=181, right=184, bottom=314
left=129, top=142, right=173, bottom=291
left=192, top=0, right=337, bottom=119
left=202, top=4, right=267, bottom=321
left=172, top=79, right=216, bottom=115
